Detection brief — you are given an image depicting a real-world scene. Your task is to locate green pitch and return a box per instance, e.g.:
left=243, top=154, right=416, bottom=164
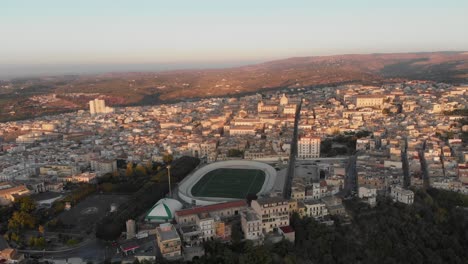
left=191, top=168, right=266, bottom=199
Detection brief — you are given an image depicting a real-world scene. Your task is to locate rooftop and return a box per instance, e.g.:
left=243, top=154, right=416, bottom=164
left=255, top=196, right=288, bottom=206
left=175, top=200, right=247, bottom=217
left=157, top=224, right=180, bottom=242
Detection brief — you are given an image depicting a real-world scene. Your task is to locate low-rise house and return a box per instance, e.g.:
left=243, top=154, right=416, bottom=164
left=390, top=186, right=414, bottom=205
left=0, top=182, right=31, bottom=205
left=175, top=200, right=247, bottom=225
left=155, top=223, right=182, bottom=260
left=321, top=196, right=346, bottom=215
left=241, top=208, right=263, bottom=241
left=303, top=200, right=328, bottom=218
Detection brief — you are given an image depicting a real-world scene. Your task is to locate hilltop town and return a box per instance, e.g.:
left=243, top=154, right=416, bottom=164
left=0, top=81, right=467, bottom=263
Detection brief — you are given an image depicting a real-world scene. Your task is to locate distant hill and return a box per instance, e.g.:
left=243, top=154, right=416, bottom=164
left=1, top=51, right=467, bottom=121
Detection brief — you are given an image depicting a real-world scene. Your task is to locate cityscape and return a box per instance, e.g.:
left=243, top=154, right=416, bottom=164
left=1, top=82, right=467, bottom=263
left=1, top=1, right=468, bottom=264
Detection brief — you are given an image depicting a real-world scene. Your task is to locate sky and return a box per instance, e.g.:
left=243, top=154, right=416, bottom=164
left=1, top=0, right=467, bottom=77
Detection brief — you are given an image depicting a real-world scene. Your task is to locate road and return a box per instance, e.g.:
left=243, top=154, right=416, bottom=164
left=419, top=139, right=430, bottom=189
left=22, top=239, right=108, bottom=262
left=402, top=137, right=411, bottom=188
left=283, top=99, right=302, bottom=199
left=344, top=154, right=357, bottom=196
left=22, top=235, right=159, bottom=262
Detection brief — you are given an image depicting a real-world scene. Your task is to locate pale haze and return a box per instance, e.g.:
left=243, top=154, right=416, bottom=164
left=1, top=0, right=467, bottom=77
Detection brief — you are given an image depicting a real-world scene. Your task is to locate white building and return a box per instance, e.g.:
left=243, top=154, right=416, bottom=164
left=303, top=200, right=328, bottom=218
left=196, top=213, right=215, bottom=241
left=126, top=219, right=136, bottom=240
left=358, top=186, right=377, bottom=199
left=298, top=136, right=321, bottom=159
left=89, top=99, right=113, bottom=115
left=358, top=185, right=377, bottom=206
left=390, top=186, right=414, bottom=205
left=241, top=208, right=262, bottom=241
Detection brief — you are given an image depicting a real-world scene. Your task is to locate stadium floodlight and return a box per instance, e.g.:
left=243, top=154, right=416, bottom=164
left=167, top=165, right=172, bottom=196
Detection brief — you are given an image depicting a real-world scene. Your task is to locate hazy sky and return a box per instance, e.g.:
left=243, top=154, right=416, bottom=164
left=1, top=0, right=467, bottom=66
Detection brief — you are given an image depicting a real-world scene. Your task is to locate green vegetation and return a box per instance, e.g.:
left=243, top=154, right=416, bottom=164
left=321, top=130, right=371, bottom=157
left=66, top=238, right=79, bottom=246
left=28, top=236, right=46, bottom=249
left=443, top=109, right=468, bottom=116
left=95, top=156, right=199, bottom=240
left=163, top=153, right=174, bottom=165
left=3, top=197, right=39, bottom=247
left=186, top=188, right=468, bottom=264
left=52, top=183, right=96, bottom=214
left=191, top=168, right=266, bottom=199
left=227, top=149, right=244, bottom=158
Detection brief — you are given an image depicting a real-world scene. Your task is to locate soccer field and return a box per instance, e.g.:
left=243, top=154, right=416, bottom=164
left=190, top=168, right=266, bottom=199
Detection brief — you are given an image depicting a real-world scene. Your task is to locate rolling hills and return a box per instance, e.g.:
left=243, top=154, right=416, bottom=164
left=1, top=51, right=467, bottom=121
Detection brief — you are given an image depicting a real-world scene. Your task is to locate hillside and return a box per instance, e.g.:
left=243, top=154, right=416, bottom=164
left=1, top=51, right=467, bottom=121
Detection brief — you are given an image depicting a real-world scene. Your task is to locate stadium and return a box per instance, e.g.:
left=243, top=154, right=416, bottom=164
left=178, top=160, right=277, bottom=206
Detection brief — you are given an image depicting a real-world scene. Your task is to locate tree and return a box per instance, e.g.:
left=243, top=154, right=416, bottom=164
left=125, top=162, right=134, bottom=177
left=100, top=182, right=114, bottom=193
left=28, top=236, right=36, bottom=247
left=66, top=238, right=79, bottom=246
left=8, top=211, right=36, bottom=231
left=145, top=160, right=154, bottom=174
left=35, top=237, right=46, bottom=249
left=135, top=164, right=147, bottom=177
left=228, top=149, right=243, bottom=157
left=10, top=232, right=20, bottom=243
left=17, top=196, right=36, bottom=213
left=163, top=153, right=173, bottom=165
left=38, top=225, right=45, bottom=235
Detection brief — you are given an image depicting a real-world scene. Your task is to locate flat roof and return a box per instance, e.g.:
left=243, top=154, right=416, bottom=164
left=175, top=200, right=247, bottom=217
left=120, top=240, right=139, bottom=251
left=255, top=196, right=287, bottom=206
left=157, top=228, right=180, bottom=242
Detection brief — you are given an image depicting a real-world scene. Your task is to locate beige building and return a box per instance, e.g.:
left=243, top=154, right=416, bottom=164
left=175, top=200, right=247, bottom=225
left=355, top=95, right=384, bottom=109
left=229, top=126, right=256, bottom=136
left=251, top=197, right=289, bottom=233
left=90, top=159, right=117, bottom=175
left=283, top=105, right=297, bottom=115
left=280, top=94, right=289, bottom=105
left=291, top=186, right=306, bottom=201
left=155, top=223, right=182, bottom=260
left=298, top=136, right=321, bottom=159
left=257, top=101, right=278, bottom=113
left=0, top=183, right=31, bottom=205
left=39, top=164, right=79, bottom=177
left=287, top=199, right=298, bottom=216
left=69, top=172, right=97, bottom=183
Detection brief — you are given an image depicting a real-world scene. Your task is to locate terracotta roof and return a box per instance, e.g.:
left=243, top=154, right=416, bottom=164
left=175, top=200, right=247, bottom=217
left=279, top=226, right=294, bottom=233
